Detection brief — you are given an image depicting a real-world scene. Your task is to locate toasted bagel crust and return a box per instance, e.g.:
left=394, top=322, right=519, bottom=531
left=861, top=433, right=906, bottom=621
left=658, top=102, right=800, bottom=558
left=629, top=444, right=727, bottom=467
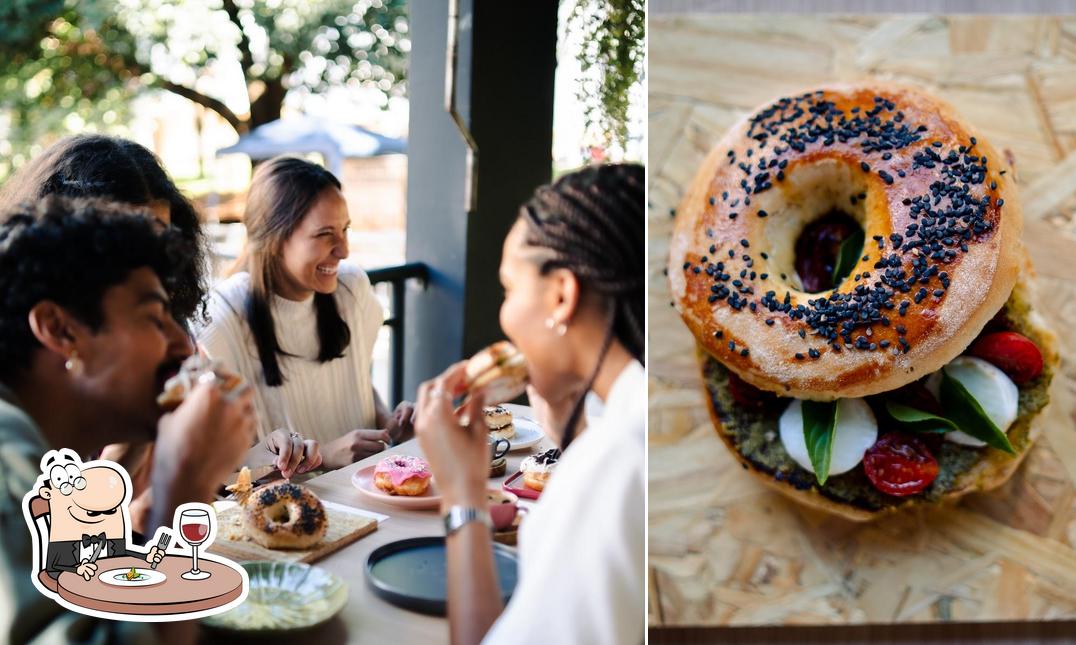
left=670, top=83, right=1023, bottom=400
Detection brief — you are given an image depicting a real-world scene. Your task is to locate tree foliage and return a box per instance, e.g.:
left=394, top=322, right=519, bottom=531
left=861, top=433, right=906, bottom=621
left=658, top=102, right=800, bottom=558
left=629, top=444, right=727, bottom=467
left=0, top=0, right=409, bottom=179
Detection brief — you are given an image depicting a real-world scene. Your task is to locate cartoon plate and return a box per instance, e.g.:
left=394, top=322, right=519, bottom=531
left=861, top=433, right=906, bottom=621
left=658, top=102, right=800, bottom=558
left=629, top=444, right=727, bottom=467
left=99, top=567, right=168, bottom=588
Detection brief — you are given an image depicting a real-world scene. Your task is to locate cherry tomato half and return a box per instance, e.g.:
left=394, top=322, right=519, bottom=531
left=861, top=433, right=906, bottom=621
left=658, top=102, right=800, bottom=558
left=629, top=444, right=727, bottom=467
left=863, top=433, right=940, bottom=497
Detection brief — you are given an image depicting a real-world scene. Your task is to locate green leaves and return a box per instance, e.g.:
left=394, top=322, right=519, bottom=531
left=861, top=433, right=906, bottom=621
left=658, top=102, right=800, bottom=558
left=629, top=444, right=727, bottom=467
left=802, top=400, right=838, bottom=485
left=831, top=228, right=865, bottom=286
left=884, top=374, right=1016, bottom=454
left=940, top=371, right=1016, bottom=454
left=884, top=401, right=958, bottom=433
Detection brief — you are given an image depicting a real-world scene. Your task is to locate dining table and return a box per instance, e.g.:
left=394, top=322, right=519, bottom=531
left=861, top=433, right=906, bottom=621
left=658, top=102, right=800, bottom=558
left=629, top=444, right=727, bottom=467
left=199, top=404, right=552, bottom=644
left=59, top=554, right=244, bottom=617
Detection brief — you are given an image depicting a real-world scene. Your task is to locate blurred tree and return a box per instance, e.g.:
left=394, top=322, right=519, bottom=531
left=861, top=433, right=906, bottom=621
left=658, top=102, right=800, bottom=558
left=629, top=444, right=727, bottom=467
left=0, top=0, right=408, bottom=179
left=567, top=0, right=645, bottom=155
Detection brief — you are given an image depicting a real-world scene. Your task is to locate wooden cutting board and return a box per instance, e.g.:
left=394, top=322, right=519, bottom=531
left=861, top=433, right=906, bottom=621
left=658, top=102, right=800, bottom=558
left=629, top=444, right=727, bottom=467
left=649, top=15, right=1076, bottom=628
left=208, top=500, right=379, bottom=565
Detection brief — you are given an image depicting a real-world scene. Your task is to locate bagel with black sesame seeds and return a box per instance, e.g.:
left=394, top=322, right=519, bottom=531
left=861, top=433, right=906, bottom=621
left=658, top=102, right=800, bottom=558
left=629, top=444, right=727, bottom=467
left=669, top=83, right=1058, bottom=520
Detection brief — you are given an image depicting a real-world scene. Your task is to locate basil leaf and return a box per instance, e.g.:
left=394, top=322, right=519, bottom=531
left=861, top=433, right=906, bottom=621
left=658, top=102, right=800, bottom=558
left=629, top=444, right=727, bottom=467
left=802, top=400, right=838, bottom=485
left=831, top=228, right=865, bottom=286
left=884, top=401, right=959, bottom=433
left=940, top=371, right=1016, bottom=454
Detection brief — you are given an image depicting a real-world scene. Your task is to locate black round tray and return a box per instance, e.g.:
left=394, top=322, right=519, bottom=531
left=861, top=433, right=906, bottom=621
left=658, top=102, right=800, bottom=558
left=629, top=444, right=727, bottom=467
left=365, top=536, right=518, bottom=616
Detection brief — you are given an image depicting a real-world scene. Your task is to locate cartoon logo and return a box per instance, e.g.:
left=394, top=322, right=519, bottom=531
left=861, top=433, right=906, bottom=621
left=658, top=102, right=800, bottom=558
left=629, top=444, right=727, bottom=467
left=21, top=449, right=249, bottom=621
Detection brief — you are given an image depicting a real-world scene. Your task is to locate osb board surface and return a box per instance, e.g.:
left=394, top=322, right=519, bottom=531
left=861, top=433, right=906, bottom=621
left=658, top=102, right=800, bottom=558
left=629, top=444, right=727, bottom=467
left=649, top=15, right=1076, bottom=627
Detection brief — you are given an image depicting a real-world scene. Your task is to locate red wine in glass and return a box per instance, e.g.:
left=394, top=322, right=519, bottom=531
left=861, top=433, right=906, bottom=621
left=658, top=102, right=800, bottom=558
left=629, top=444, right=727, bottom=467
left=179, top=509, right=211, bottom=580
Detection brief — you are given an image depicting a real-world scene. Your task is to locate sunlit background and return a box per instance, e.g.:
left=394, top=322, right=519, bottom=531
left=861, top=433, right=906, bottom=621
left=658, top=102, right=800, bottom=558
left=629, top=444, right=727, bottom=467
left=0, top=0, right=645, bottom=396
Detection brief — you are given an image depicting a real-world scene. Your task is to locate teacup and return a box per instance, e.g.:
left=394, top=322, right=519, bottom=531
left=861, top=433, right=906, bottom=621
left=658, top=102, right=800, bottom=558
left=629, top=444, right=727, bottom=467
left=489, top=436, right=510, bottom=462
left=486, top=488, right=519, bottom=530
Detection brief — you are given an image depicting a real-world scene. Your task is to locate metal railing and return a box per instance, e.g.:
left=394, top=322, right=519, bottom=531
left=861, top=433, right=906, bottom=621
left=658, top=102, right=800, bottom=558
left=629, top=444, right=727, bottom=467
left=367, top=262, right=430, bottom=406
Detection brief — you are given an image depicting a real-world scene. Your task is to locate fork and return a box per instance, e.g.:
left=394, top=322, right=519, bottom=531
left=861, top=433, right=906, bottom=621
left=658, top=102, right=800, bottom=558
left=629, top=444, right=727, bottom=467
left=150, top=532, right=172, bottom=570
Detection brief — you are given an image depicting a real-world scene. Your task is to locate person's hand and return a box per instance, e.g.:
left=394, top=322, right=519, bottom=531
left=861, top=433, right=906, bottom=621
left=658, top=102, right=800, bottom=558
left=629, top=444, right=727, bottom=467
left=154, top=381, right=256, bottom=504
left=321, top=429, right=391, bottom=470
left=147, top=545, right=165, bottom=567
left=386, top=401, right=416, bottom=444
left=415, top=361, right=488, bottom=508
left=76, top=559, right=97, bottom=580
left=264, top=429, right=323, bottom=479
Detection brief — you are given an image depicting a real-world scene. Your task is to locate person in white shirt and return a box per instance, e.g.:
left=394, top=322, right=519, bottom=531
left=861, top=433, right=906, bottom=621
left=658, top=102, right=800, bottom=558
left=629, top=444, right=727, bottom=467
left=197, top=157, right=414, bottom=475
left=415, top=164, right=645, bottom=644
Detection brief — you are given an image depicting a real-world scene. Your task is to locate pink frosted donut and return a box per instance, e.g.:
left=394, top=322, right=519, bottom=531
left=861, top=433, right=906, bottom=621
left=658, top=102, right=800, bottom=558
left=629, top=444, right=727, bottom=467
left=374, top=455, right=432, bottom=496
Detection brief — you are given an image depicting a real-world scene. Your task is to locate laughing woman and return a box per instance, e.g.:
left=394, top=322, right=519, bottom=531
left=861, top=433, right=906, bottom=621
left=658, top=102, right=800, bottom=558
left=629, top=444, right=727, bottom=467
left=196, top=156, right=412, bottom=473
left=415, top=164, right=645, bottom=644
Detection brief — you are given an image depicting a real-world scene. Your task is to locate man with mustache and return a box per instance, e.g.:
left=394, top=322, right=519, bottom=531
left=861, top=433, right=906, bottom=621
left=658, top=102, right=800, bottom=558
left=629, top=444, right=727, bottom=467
left=0, top=197, right=255, bottom=643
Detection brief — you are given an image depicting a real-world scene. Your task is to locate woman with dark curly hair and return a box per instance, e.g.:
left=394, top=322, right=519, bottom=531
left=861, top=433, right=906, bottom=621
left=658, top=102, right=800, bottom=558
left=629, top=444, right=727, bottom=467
left=0, top=134, right=210, bottom=326
left=415, top=164, right=645, bottom=644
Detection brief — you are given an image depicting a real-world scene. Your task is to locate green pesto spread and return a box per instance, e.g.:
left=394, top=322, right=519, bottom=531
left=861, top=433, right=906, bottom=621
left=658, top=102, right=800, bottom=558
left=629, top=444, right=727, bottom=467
left=704, top=285, right=1053, bottom=511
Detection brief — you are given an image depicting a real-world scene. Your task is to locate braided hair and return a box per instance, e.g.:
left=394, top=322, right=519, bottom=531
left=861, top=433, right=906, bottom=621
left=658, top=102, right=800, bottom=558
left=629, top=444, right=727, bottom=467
left=519, top=163, right=644, bottom=449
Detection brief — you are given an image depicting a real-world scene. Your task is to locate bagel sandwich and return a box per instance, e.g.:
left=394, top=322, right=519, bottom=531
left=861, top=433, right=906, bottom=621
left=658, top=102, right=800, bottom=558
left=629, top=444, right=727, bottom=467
left=668, top=83, right=1058, bottom=520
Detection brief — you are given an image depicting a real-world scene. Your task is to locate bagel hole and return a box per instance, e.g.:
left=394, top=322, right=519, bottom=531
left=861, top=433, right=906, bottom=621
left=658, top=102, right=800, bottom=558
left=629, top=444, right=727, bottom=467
left=794, top=210, right=864, bottom=292
left=756, top=158, right=870, bottom=294
left=270, top=506, right=291, bottom=524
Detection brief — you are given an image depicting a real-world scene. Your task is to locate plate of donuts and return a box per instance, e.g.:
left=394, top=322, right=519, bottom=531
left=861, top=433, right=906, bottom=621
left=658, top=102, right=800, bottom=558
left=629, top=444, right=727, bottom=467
left=351, top=455, right=441, bottom=510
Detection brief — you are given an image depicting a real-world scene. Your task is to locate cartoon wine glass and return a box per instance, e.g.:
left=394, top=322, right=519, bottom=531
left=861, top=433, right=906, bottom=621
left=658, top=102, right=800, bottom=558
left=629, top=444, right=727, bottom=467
left=179, top=508, right=211, bottom=580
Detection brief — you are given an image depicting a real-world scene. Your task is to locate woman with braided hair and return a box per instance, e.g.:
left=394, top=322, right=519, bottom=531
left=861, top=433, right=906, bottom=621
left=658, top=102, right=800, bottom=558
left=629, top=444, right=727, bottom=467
left=415, top=164, right=644, bottom=644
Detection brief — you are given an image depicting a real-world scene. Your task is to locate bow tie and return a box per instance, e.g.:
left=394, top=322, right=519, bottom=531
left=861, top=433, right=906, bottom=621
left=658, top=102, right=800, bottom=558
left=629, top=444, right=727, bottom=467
left=81, top=532, right=106, bottom=548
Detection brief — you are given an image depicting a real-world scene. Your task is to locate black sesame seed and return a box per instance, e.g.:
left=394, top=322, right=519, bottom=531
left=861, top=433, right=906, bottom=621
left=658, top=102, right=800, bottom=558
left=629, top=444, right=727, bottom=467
left=758, top=210, right=768, bottom=218
left=861, top=161, right=871, bottom=172
left=709, top=196, right=716, bottom=205
left=808, top=348, right=820, bottom=359
left=715, top=330, right=723, bottom=338
left=741, top=348, right=749, bottom=357
left=740, top=239, right=750, bottom=247
left=729, top=341, right=736, bottom=351
left=794, top=353, right=804, bottom=360
left=765, top=318, right=775, bottom=326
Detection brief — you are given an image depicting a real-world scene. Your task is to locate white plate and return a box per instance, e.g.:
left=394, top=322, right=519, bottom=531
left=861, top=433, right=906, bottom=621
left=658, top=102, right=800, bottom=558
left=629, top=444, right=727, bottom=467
left=505, top=418, right=545, bottom=452
left=99, top=567, right=167, bottom=587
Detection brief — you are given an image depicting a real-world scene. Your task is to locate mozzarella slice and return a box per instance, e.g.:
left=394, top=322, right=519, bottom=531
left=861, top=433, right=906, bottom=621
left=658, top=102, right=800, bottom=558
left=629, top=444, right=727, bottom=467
left=940, top=356, right=1019, bottom=447
left=779, top=398, right=878, bottom=476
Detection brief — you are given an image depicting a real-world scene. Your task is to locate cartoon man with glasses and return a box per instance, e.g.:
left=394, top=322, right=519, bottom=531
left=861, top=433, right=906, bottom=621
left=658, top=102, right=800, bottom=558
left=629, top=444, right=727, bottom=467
left=37, top=450, right=164, bottom=581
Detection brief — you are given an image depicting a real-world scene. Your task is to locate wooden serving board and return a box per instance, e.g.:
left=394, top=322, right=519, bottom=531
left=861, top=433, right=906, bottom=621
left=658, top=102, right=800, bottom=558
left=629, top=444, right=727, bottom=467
left=208, top=500, right=379, bottom=565
left=649, top=15, right=1076, bottom=628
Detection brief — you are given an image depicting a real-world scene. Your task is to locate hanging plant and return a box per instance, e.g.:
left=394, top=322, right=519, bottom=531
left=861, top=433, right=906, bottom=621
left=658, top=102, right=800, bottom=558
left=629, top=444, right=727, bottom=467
left=567, top=0, right=645, bottom=154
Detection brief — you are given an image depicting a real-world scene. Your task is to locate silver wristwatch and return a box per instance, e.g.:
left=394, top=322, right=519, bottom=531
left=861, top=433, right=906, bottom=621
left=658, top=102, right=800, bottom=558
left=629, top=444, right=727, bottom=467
left=443, top=505, right=492, bottom=536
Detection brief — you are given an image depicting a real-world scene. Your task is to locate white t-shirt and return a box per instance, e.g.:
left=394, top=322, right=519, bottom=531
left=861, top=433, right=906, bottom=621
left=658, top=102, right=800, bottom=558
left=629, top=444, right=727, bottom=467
left=484, top=360, right=645, bottom=645
left=195, top=263, right=384, bottom=444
